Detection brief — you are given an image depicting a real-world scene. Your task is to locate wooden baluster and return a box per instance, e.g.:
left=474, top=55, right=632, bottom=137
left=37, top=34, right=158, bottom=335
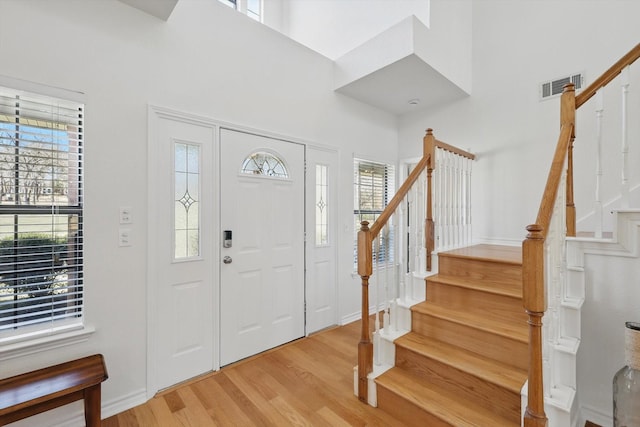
left=566, top=141, right=576, bottom=237
left=450, top=153, right=457, bottom=247
left=388, top=216, right=398, bottom=332
left=357, top=221, right=373, bottom=403
left=413, top=177, right=421, bottom=275
left=383, top=222, right=391, bottom=335
left=417, top=172, right=426, bottom=273
left=373, top=234, right=381, bottom=366
left=455, top=155, right=462, bottom=247
left=441, top=151, right=448, bottom=249
left=424, top=129, right=435, bottom=271
left=460, top=156, right=465, bottom=246
left=435, top=148, right=442, bottom=253
left=399, top=194, right=407, bottom=303
left=465, top=156, right=473, bottom=245
left=441, top=151, right=449, bottom=249
left=523, top=223, right=548, bottom=427
left=621, top=65, right=631, bottom=208
left=562, top=84, right=576, bottom=237
left=447, top=151, right=454, bottom=248
left=594, top=89, right=604, bottom=238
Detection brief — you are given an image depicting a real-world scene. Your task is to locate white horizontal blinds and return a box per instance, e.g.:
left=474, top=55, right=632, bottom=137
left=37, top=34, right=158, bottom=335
left=353, top=158, right=395, bottom=265
left=0, top=85, right=84, bottom=337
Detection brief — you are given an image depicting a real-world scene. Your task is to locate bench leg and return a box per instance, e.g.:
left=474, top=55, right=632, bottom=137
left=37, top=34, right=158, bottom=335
left=84, top=384, right=102, bottom=427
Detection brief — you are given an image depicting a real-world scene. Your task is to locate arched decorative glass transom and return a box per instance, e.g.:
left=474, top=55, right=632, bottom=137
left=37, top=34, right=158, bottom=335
left=241, top=151, right=289, bottom=178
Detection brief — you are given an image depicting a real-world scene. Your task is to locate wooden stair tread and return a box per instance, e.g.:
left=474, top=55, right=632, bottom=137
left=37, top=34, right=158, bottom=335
left=395, top=332, right=527, bottom=393
left=412, top=302, right=528, bottom=342
left=428, top=274, right=522, bottom=299
left=439, top=244, right=522, bottom=265
left=376, top=367, right=517, bottom=427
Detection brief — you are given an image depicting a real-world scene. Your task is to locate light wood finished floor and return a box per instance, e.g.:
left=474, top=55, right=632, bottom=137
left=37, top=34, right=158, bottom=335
left=103, top=321, right=407, bottom=426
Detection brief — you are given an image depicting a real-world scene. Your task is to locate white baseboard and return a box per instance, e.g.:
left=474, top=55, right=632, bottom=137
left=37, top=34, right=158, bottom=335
left=101, top=388, right=148, bottom=420
left=475, top=236, right=522, bottom=246
left=48, top=388, right=148, bottom=427
left=341, top=301, right=394, bottom=326
left=341, top=311, right=361, bottom=325
left=579, top=403, right=612, bottom=427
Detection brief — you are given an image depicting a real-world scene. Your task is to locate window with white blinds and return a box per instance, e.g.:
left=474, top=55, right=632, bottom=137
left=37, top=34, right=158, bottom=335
left=353, top=158, right=395, bottom=266
left=0, top=84, right=84, bottom=342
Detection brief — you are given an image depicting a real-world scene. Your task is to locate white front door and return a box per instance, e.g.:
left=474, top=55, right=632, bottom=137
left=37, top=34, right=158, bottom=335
left=219, top=128, right=305, bottom=366
left=148, top=109, right=217, bottom=393
left=305, top=147, right=339, bottom=333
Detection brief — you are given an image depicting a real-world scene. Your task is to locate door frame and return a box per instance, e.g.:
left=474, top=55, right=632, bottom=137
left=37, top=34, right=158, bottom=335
left=305, top=145, right=340, bottom=334
left=147, top=105, right=221, bottom=398
left=218, top=127, right=306, bottom=365
left=148, top=106, right=340, bottom=397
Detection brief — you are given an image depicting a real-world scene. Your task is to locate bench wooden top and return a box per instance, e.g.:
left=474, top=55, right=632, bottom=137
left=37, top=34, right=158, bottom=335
left=0, top=354, right=108, bottom=415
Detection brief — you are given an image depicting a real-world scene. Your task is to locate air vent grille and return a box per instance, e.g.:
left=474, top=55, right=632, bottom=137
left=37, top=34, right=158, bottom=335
left=540, top=73, right=583, bottom=100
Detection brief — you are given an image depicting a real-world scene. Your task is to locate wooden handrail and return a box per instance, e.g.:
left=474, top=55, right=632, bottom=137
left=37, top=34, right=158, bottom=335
left=356, top=128, right=473, bottom=402
left=575, top=42, right=640, bottom=108
left=523, top=42, right=640, bottom=426
left=522, top=83, right=576, bottom=427
left=356, top=131, right=433, bottom=403
left=522, top=41, right=640, bottom=426
left=370, top=155, right=429, bottom=238
left=534, top=124, right=574, bottom=236
left=435, top=139, right=476, bottom=160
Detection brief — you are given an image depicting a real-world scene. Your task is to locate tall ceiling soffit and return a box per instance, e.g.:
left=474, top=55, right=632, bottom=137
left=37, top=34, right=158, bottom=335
left=118, top=0, right=179, bottom=21
left=334, top=16, right=471, bottom=116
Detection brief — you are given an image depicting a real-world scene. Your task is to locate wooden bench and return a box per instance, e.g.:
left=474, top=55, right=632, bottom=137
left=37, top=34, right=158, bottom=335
left=0, top=354, right=108, bottom=426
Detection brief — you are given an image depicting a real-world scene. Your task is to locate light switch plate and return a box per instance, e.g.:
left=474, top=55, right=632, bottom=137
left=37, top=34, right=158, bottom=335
left=120, top=206, right=133, bottom=224
left=119, top=228, right=132, bottom=247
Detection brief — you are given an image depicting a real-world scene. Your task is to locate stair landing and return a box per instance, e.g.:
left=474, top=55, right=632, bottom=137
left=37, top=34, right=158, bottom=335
left=439, top=244, right=522, bottom=264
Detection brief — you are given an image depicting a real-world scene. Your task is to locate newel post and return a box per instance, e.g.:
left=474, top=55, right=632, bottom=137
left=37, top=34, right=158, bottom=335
left=561, top=84, right=577, bottom=237
left=523, top=224, right=548, bottom=427
left=357, top=221, right=373, bottom=403
left=424, top=129, right=436, bottom=271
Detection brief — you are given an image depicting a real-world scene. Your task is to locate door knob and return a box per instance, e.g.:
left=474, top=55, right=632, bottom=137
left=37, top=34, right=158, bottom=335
left=223, top=256, right=232, bottom=264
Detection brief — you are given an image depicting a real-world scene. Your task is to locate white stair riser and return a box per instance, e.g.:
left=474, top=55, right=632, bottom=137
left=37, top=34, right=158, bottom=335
left=553, top=349, right=577, bottom=389
left=560, top=305, right=581, bottom=340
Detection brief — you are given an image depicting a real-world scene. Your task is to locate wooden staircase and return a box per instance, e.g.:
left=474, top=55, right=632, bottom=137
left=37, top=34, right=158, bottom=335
left=375, top=244, right=528, bottom=426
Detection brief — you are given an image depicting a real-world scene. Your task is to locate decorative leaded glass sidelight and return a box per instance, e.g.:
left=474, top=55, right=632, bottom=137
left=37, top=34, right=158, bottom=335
left=174, top=142, right=200, bottom=259
left=241, top=151, right=289, bottom=178
left=315, top=164, right=328, bottom=245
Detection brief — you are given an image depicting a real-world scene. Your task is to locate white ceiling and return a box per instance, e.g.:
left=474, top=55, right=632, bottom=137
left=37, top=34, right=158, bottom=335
left=335, top=53, right=468, bottom=116
left=333, top=16, right=470, bottom=116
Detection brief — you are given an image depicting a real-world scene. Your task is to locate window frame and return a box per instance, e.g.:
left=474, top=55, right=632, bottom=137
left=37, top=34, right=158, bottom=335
left=353, top=157, right=395, bottom=268
left=218, top=0, right=263, bottom=22
left=0, top=76, right=91, bottom=359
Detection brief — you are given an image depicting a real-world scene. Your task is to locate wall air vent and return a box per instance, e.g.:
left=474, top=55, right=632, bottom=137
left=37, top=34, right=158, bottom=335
left=540, top=73, right=584, bottom=100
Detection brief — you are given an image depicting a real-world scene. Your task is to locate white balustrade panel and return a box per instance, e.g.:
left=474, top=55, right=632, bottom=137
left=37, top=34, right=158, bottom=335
left=433, top=148, right=473, bottom=252
left=594, top=89, right=604, bottom=239
left=621, top=65, right=631, bottom=208
left=543, top=156, right=568, bottom=396
left=583, top=63, right=636, bottom=236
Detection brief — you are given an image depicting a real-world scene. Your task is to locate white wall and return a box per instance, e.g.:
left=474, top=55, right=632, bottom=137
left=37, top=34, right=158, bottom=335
left=414, top=0, right=472, bottom=94
left=0, top=0, right=398, bottom=423
left=399, top=0, right=640, bottom=243
left=274, top=0, right=430, bottom=59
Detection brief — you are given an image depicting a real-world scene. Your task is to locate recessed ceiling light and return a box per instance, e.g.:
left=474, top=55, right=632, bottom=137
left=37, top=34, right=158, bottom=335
left=408, top=98, right=420, bottom=105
